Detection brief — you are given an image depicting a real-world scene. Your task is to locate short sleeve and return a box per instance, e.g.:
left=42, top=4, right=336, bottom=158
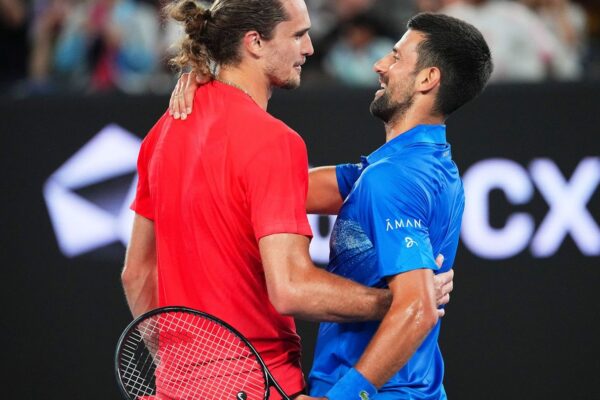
left=244, top=131, right=313, bottom=240
left=130, top=135, right=155, bottom=220
left=357, top=165, right=438, bottom=277
left=336, top=162, right=364, bottom=200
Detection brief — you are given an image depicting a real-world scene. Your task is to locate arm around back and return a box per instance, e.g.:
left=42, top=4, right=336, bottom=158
left=307, top=166, right=343, bottom=215
left=259, top=233, right=391, bottom=322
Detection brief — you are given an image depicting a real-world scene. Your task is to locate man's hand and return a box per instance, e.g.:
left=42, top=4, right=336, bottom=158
left=169, top=71, right=211, bottom=120
left=296, top=396, right=325, bottom=400
left=433, top=254, right=454, bottom=317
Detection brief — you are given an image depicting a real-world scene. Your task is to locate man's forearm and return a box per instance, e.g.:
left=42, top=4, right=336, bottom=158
left=280, top=265, right=392, bottom=322
left=122, top=263, right=158, bottom=318
left=122, top=214, right=158, bottom=318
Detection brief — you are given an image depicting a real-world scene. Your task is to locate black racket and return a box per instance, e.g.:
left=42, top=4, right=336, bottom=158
left=115, top=306, right=293, bottom=400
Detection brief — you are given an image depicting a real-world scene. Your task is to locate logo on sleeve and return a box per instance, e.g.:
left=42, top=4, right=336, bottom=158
left=385, top=218, right=423, bottom=231
left=405, top=237, right=418, bottom=248
left=359, top=391, right=370, bottom=400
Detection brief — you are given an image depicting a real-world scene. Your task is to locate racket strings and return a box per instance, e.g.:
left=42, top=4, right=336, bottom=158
left=118, top=311, right=267, bottom=400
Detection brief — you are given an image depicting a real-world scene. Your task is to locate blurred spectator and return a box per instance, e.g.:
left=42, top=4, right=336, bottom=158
left=368, top=0, right=418, bottom=37
left=420, top=0, right=583, bottom=82
left=304, top=0, right=376, bottom=79
left=323, top=14, right=394, bottom=86
left=43, top=0, right=159, bottom=93
left=578, top=0, right=600, bottom=79
left=0, top=0, right=29, bottom=90
left=521, top=0, right=588, bottom=69
left=307, top=0, right=377, bottom=45
left=305, top=0, right=399, bottom=83
left=28, top=0, right=70, bottom=93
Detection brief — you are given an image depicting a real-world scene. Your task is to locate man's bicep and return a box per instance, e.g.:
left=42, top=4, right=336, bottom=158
left=125, top=213, right=156, bottom=268
left=258, top=233, right=311, bottom=277
left=258, top=233, right=312, bottom=312
left=386, top=268, right=436, bottom=300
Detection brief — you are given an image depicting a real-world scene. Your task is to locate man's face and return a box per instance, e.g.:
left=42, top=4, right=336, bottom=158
left=370, top=30, right=424, bottom=123
left=263, top=0, right=314, bottom=89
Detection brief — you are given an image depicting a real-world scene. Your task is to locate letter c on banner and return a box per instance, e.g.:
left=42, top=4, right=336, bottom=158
left=461, top=159, right=535, bottom=259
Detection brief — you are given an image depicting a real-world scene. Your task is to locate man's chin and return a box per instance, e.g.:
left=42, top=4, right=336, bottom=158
left=370, top=96, right=392, bottom=123
left=281, top=77, right=301, bottom=90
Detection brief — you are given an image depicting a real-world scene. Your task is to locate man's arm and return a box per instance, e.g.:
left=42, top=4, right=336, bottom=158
left=354, top=269, right=438, bottom=387
left=259, top=233, right=391, bottom=322
left=307, top=166, right=343, bottom=215
left=121, top=214, right=158, bottom=318
left=317, top=269, right=439, bottom=400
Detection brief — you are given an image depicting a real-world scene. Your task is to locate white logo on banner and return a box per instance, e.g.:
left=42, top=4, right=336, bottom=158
left=461, top=157, right=600, bottom=259
left=43, top=124, right=141, bottom=257
left=308, top=214, right=336, bottom=264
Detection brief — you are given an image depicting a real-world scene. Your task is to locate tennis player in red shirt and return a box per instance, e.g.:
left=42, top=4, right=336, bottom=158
left=121, top=0, right=453, bottom=398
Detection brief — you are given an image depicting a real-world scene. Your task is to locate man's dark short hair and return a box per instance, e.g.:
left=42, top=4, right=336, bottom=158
left=407, top=12, right=493, bottom=116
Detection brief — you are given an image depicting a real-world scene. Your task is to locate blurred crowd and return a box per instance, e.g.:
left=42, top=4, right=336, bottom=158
left=1, top=0, right=599, bottom=96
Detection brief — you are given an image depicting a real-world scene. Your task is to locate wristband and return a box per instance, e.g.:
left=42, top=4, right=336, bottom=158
left=325, top=367, right=378, bottom=400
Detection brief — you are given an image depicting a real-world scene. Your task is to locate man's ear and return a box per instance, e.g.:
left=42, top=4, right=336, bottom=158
left=242, top=31, right=264, bottom=58
left=416, top=67, right=441, bottom=93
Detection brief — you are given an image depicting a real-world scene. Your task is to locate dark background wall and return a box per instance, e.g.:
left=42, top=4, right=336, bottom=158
left=1, top=83, right=599, bottom=399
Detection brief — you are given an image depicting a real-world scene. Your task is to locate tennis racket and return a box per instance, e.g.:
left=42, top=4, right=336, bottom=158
left=115, top=306, right=293, bottom=400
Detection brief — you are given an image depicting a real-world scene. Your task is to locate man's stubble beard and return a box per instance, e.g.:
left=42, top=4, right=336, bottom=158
left=370, top=88, right=415, bottom=124
left=266, top=60, right=301, bottom=90
left=280, top=76, right=301, bottom=90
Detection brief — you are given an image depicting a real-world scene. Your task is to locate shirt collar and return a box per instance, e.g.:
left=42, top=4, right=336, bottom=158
left=363, top=124, right=446, bottom=166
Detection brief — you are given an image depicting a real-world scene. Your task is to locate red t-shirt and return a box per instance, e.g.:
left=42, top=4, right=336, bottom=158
left=131, top=81, right=312, bottom=397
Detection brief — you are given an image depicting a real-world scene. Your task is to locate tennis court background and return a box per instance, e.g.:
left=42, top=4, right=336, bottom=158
left=1, top=82, right=598, bottom=399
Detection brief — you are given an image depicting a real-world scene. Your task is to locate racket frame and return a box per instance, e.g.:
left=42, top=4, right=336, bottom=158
left=115, top=306, right=292, bottom=400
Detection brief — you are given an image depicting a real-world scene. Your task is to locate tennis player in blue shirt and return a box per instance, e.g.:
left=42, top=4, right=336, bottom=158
left=304, top=13, right=493, bottom=400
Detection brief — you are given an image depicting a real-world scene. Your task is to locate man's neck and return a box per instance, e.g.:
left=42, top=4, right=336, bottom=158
left=384, top=107, right=444, bottom=142
left=217, top=66, right=271, bottom=110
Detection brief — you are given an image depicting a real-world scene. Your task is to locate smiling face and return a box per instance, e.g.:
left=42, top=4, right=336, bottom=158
left=370, top=29, right=425, bottom=124
left=262, top=0, right=314, bottom=89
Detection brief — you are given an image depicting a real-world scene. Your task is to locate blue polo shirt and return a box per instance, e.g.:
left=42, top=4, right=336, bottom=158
left=308, top=125, right=464, bottom=399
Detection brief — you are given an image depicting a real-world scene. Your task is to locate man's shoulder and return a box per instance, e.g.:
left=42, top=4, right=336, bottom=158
left=234, top=106, right=300, bottom=141
left=362, top=159, right=418, bottom=186
left=228, top=110, right=306, bottom=159
left=140, top=111, right=170, bottom=148
left=355, top=158, right=436, bottom=206
left=204, top=82, right=298, bottom=139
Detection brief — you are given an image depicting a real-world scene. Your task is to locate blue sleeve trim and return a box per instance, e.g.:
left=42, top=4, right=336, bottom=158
left=336, top=163, right=363, bottom=200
